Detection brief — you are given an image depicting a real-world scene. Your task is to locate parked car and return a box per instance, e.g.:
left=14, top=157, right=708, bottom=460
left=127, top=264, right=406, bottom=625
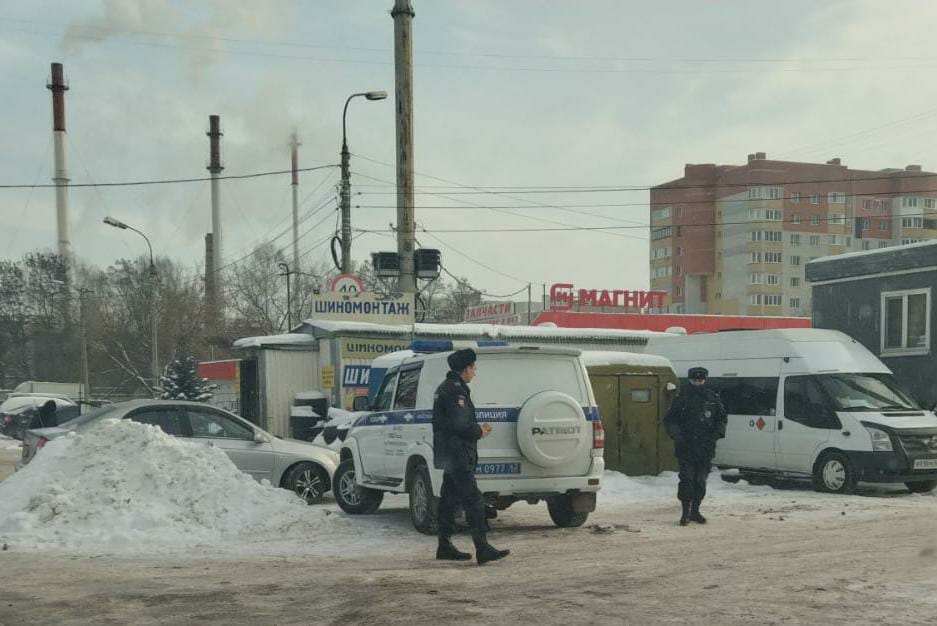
left=0, top=394, right=77, bottom=439
left=335, top=343, right=604, bottom=533
left=645, top=328, right=937, bottom=494
left=17, top=399, right=339, bottom=503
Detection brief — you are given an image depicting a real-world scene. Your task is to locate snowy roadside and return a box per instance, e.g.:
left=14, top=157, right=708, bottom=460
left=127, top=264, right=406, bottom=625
left=1, top=420, right=932, bottom=559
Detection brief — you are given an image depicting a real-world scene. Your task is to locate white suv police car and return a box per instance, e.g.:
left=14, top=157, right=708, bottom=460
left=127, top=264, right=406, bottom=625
left=334, top=343, right=605, bottom=533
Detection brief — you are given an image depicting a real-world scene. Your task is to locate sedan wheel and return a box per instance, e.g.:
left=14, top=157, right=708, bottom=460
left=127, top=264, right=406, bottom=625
left=285, top=463, right=327, bottom=504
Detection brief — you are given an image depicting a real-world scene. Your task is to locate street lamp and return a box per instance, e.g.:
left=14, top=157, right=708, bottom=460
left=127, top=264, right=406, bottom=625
left=103, top=216, right=159, bottom=390
left=340, top=90, right=387, bottom=273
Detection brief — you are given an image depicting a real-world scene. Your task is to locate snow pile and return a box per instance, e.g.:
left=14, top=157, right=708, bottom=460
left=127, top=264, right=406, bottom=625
left=0, top=419, right=328, bottom=551
left=313, top=407, right=368, bottom=450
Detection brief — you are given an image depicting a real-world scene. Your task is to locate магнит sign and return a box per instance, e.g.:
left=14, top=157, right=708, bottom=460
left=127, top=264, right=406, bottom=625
left=549, top=283, right=666, bottom=312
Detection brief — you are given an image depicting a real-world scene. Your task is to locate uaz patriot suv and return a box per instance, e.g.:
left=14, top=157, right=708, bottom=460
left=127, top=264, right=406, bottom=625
left=334, top=344, right=605, bottom=533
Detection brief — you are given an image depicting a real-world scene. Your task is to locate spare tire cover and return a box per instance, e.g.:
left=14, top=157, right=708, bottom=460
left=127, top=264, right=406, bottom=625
left=516, top=391, right=589, bottom=468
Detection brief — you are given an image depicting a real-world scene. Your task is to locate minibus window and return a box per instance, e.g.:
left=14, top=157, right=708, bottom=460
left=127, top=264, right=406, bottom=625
left=784, top=376, right=840, bottom=428
left=709, top=377, right=778, bottom=415
left=815, top=373, right=918, bottom=411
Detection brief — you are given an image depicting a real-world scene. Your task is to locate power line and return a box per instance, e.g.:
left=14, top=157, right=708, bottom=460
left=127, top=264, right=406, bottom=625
left=0, top=164, right=338, bottom=189
left=359, top=208, right=930, bottom=235
left=416, top=229, right=537, bottom=285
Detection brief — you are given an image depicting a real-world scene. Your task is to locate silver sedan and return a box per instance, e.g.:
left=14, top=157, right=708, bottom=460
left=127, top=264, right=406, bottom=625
left=17, top=399, right=339, bottom=503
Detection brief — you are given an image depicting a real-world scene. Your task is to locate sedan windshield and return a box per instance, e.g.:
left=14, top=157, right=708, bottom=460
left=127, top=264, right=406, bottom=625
left=816, top=373, right=918, bottom=411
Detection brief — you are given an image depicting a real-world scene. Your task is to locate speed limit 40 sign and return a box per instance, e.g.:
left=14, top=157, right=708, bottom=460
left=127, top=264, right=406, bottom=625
left=330, top=274, right=365, bottom=294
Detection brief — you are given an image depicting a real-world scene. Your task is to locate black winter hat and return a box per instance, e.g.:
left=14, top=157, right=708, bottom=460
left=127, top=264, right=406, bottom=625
left=447, top=348, right=477, bottom=372
left=688, top=366, right=708, bottom=380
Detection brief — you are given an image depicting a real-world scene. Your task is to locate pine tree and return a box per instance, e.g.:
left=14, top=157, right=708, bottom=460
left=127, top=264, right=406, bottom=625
left=159, top=354, right=216, bottom=402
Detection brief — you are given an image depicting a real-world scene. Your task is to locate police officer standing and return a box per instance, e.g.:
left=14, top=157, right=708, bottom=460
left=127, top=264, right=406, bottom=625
left=664, top=367, right=727, bottom=526
left=432, top=348, right=510, bottom=565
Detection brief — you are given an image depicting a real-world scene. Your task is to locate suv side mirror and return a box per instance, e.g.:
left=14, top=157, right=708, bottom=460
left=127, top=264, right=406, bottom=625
left=352, top=396, right=371, bottom=412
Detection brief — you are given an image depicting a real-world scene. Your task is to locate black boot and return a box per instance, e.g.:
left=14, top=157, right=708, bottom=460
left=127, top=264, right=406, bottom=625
left=679, top=500, right=691, bottom=526
left=475, top=542, right=510, bottom=565
left=689, top=501, right=707, bottom=524
left=436, top=539, right=472, bottom=561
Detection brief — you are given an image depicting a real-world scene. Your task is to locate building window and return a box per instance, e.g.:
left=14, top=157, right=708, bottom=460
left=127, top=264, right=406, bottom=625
left=902, top=196, right=919, bottom=208
left=765, top=294, right=782, bottom=306
left=749, top=273, right=764, bottom=285
left=750, top=231, right=762, bottom=242
left=652, top=246, right=672, bottom=259
left=675, top=207, right=684, bottom=217
left=829, top=213, right=845, bottom=225
left=765, top=209, right=782, bottom=221
left=765, top=231, right=782, bottom=242
left=811, top=215, right=821, bottom=225
left=862, top=240, right=872, bottom=251
left=750, top=252, right=762, bottom=263
left=749, top=294, right=762, bottom=306
left=809, top=235, right=821, bottom=247
left=652, top=207, right=672, bottom=221
left=902, top=217, right=924, bottom=228
left=765, top=252, right=783, bottom=263
left=790, top=298, right=801, bottom=308
left=791, top=214, right=801, bottom=224
left=791, top=192, right=801, bottom=203
left=749, top=186, right=782, bottom=200
left=902, top=238, right=924, bottom=245
left=675, top=286, right=683, bottom=297
left=766, top=274, right=780, bottom=286
left=878, top=241, right=890, bottom=249
left=651, top=227, right=672, bottom=241
left=881, top=288, right=930, bottom=355
left=676, top=246, right=683, bottom=256
left=862, top=199, right=872, bottom=209
left=675, top=265, right=683, bottom=276
left=879, top=220, right=889, bottom=231
left=926, top=198, right=936, bottom=209
left=829, top=234, right=846, bottom=246
left=790, top=277, right=801, bottom=287
left=790, top=255, right=801, bottom=266
left=790, top=233, right=801, bottom=246
left=879, top=199, right=892, bottom=211
left=828, top=192, right=846, bottom=204
left=810, top=194, right=820, bottom=205
left=860, top=217, right=871, bottom=229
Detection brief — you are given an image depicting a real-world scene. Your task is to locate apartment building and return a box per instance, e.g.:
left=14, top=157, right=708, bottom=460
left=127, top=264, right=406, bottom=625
left=649, top=152, right=937, bottom=316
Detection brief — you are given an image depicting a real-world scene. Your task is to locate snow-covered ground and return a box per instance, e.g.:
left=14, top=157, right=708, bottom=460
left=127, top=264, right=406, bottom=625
left=1, top=420, right=932, bottom=559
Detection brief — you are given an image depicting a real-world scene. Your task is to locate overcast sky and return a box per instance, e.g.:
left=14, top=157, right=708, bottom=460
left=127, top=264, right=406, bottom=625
left=3, top=1, right=937, bottom=297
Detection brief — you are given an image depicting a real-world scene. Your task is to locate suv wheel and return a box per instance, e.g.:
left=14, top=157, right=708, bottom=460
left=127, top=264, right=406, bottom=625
left=333, top=458, right=384, bottom=514
left=547, top=495, right=589, bottom=528
left=408, top=464, right=439, bottom=535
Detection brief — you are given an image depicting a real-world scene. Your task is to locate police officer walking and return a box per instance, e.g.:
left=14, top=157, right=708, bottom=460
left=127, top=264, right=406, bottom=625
left=432, top=348, right=510, bottom=565
left=664, top=366, right=727, bottom=526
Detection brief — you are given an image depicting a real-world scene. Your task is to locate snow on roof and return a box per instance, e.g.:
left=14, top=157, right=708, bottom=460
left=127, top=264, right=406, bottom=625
left=580, top=351, right=674, bottom=370
left=232, top=333, right=317, bottom=350
left=302, top=319, right=665, bottom=344
left=807, top=239, right=937, bottom=265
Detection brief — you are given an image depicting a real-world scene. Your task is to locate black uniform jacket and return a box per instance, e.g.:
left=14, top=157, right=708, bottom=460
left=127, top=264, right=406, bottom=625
left=432, top=371, right=483, bottom=472
left=664, top=384, right=728, bottom=461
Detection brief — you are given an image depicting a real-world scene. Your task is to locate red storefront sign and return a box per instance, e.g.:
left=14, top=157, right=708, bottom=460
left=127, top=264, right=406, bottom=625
left=549, top=283, right=666, bottom=312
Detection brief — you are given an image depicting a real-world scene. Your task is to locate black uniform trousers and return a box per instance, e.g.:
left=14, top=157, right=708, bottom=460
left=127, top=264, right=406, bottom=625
left=438, top=469, right=487, bottom=546
left=677, top=457, right=711, bottom=504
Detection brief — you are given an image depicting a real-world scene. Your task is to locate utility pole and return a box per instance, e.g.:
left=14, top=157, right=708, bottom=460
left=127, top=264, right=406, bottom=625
left=278, top=262, right=293, bottom=331
left=290, top=131, right=301, bottom=273
left=77, top=287, right=92, bottom=403
left=392, top=0, right=416, bottom=293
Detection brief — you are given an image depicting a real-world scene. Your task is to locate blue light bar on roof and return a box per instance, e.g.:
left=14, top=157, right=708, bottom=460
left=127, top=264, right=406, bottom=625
left=408, top=339, right=509, bottom=353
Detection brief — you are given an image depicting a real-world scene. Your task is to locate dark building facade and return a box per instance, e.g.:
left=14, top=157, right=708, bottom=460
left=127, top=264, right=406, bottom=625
left=806, top=241, right=937, bottom=406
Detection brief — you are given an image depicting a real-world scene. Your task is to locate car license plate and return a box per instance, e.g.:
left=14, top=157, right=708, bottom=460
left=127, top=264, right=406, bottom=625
left=913, top=458, right=937, bottom=470
left=475, top=462, right=521, bottom=475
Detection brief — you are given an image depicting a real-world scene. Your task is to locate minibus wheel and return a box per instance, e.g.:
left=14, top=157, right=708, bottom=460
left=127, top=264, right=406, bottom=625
left=812, top=451, right=857, bottom=494
left=905, top=480, right=937, bottom=493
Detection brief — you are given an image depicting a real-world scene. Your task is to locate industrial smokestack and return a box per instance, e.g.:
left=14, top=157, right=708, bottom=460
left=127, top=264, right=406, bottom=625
left=206, top=115, right=223, bottom=323
left=290, top=131, right=300, bottom=272
left=47, top=62, right=71, bottom=260
left=205, top=233, right=216, bottom=333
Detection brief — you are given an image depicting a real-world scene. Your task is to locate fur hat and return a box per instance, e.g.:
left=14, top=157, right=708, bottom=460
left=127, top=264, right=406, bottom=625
left=447, top=348, right=477, bottom=372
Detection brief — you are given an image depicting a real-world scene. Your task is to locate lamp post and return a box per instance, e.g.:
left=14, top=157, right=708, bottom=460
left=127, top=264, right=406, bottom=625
left=103, top=216, right=159, bottom=388
left=341, top=91, right=387, bottom=273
